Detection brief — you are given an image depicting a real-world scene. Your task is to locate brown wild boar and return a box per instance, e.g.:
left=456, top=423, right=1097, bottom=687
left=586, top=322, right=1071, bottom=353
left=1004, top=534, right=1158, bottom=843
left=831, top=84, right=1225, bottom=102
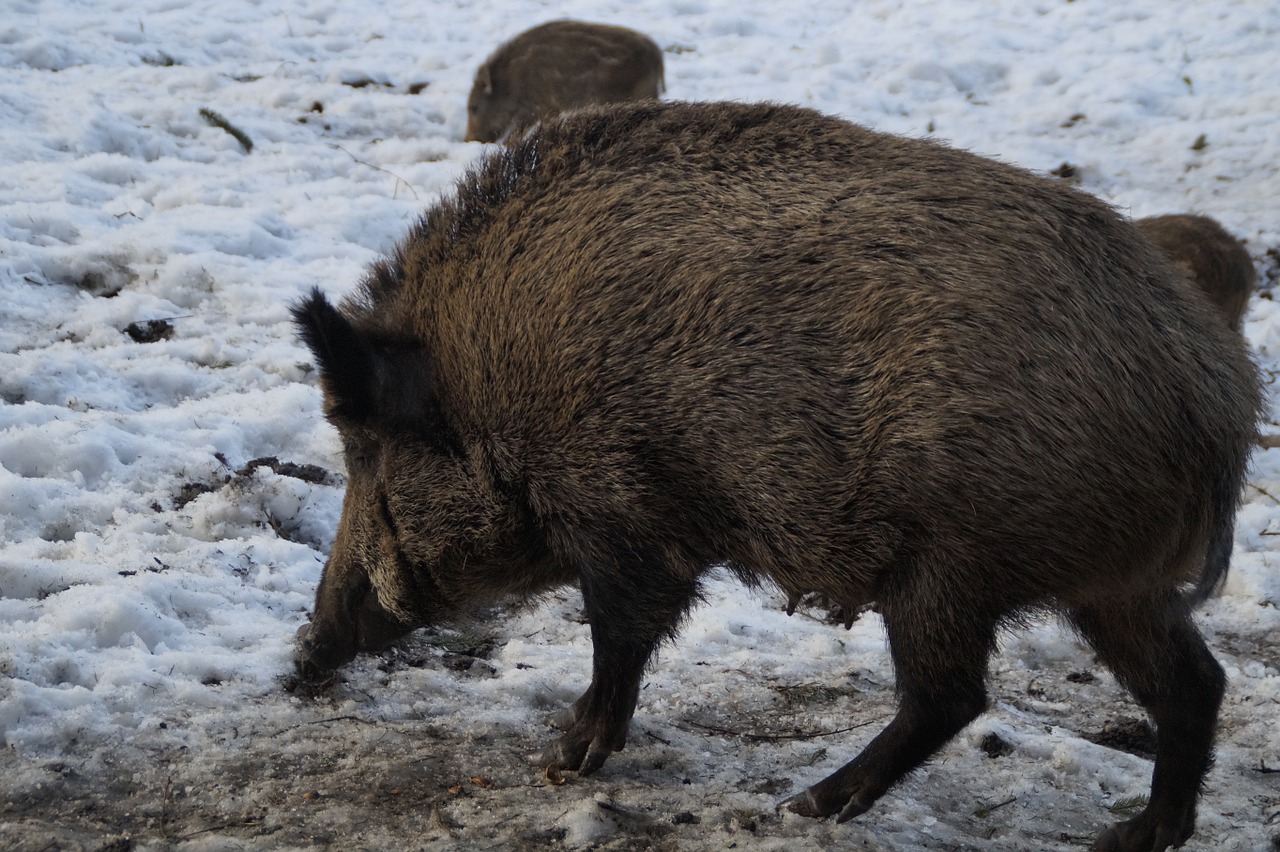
left=1135, top=214, right=1256, bottom=331
left=291, top=101, right=1260, bottom=852
left=464, top=20, right=663, bottom=143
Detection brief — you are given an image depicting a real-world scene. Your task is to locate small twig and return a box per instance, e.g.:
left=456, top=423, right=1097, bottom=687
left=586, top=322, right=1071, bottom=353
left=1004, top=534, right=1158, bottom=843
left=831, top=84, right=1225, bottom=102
left=270, top=714, right=374, bottom=736
left=1254, top=760, right=1280, bottom=774
left=327, top=143, right=419, bottom=199
left=974, top=796, right=1017, bottom=818
left=175, top=819, right=264, bottom=841
left=683, top=718, right=875, bottom=742
left=1249, top=483, right=1280, bottom=505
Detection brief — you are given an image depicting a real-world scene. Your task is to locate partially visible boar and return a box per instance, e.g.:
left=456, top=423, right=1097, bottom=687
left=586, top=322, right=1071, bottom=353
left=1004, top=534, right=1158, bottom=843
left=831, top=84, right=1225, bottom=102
left=1136, top=214, right=1256, bottom=330
left=464, top=20, right=663, bottom=143
left=291, top=101, right=1260, bottom=852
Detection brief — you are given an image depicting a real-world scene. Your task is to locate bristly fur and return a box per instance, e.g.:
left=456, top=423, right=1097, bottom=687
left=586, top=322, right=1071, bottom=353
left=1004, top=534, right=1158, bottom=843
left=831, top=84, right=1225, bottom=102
left=293, top=100, right=1262, bottom=852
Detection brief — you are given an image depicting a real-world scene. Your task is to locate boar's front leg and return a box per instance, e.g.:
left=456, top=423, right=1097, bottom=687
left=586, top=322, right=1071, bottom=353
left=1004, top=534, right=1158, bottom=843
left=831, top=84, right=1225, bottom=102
left=532, top=531, right=699, bottom=776
left=785, top=559, right=1000, bottom=821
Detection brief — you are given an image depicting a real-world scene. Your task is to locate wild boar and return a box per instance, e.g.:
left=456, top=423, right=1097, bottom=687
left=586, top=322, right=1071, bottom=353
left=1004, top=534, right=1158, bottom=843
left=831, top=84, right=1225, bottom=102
left=291, top=100, right=1260, bottom=852
left=464, top=20, right=663, bottom=143
left=1135, top=214, right=1256, bottom=331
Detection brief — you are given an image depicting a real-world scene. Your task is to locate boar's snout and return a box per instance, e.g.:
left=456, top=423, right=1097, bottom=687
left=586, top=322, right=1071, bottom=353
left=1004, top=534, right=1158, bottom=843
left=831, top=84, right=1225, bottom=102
left=294, top=621, right=357, bottom=683
left=294, top=579, right=416, bottom=685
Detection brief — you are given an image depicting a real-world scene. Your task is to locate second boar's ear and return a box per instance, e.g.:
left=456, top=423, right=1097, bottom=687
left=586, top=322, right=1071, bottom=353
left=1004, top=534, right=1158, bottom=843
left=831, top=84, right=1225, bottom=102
left=293, top=288, right=378, bottom=422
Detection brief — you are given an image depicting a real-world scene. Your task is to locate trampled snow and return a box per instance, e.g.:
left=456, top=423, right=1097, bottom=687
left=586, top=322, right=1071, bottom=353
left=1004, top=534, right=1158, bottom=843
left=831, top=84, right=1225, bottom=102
left=2, top=1, right=1278, bottom=849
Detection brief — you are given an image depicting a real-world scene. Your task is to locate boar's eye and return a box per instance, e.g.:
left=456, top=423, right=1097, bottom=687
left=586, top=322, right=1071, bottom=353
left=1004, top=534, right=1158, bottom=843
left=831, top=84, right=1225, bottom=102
left=344, top=445, right=374, bottom=474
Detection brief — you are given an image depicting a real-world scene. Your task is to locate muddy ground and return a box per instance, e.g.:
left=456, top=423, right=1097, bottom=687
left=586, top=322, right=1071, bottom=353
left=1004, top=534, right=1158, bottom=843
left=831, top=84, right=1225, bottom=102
left=5, top=601, right=1278, bottom=852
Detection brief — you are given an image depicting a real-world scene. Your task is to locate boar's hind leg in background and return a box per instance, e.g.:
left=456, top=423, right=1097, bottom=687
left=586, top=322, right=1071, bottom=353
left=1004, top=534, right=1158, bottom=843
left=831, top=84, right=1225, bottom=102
left=290, top=100, right=1260, bottom=852
left=1067, top=595, right=1227, bottom=851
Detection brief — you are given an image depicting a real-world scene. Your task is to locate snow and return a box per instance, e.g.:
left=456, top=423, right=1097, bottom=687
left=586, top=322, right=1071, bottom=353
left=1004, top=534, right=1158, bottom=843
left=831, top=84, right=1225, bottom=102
left=2, top=0, right=1279, bottom=849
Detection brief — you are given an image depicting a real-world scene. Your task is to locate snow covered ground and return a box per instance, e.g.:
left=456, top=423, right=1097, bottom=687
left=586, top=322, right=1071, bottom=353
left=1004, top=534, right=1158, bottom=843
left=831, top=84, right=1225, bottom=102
left=2, top=0, right=1278, bottom=849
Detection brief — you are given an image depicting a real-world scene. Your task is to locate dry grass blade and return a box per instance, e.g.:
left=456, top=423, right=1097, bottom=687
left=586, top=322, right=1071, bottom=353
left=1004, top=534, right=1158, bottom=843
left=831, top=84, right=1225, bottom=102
left=199, top=107, right=253, bottom=152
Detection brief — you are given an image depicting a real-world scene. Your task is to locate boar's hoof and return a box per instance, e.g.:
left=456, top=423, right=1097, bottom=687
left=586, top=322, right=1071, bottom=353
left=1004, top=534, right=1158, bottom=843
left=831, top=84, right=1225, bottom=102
left=528, top=729, right=621, bottom=777
left=1090, top=810, right=1194, bottom=852
left=780, top=785, right=876, bottom=823
left=779, top=790, right=821, bottom=817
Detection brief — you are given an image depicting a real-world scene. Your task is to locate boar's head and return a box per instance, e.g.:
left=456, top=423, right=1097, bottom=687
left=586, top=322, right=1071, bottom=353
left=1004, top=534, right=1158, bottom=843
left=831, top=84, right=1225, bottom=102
left=290, top=288, right=533, bottom=684
left=465, top=62, right=527, bottom=144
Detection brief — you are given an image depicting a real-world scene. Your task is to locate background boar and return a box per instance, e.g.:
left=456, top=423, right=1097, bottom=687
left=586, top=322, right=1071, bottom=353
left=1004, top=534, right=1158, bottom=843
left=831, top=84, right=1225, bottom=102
left=464, top=20, right=663, bottom=143
left=1135, top=213, right=1257, bottom=331
left=292, top=101, right=1260, bottom=852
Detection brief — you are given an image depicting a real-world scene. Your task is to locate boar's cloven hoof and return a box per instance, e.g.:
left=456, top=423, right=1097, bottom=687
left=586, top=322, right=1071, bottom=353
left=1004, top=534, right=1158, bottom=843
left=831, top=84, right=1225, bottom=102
left=780, top=782, right=876, bottom=823
left=1089, top=805, right=1196, bottom=852
left=528, top=734, right=614, bottom=777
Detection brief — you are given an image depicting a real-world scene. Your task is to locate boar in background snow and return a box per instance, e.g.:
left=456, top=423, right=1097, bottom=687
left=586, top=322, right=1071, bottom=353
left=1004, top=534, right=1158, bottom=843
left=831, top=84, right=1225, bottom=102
left=1135, top=213, right=1256, bottom=331
left=464, top=20, right=663, bottom=143
left=291, top=100, right=1260, bottom=852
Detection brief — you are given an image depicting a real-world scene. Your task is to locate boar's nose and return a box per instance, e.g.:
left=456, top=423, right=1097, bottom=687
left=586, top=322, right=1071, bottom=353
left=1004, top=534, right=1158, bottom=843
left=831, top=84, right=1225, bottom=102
left=294, top=621, right=357, bottom=684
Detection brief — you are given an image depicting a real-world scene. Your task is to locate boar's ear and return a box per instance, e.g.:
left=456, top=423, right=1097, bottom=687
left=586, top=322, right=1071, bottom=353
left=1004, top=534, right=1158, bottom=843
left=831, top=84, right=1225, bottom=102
left=476, top=64, right=493, bottom=96
left=293, top=289, right=461, bottom=451
left=293, top=288, right=378, bottom=422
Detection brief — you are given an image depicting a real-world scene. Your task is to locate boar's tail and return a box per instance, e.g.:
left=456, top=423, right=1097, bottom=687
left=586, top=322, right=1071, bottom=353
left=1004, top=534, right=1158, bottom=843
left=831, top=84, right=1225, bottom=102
left=1187, top=465, right=1241, bottom=606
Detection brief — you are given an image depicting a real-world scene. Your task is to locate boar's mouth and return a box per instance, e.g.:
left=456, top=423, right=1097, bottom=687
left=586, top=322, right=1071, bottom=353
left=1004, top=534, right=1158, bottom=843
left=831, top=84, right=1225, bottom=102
left=294, top=579, right=415, bottom=685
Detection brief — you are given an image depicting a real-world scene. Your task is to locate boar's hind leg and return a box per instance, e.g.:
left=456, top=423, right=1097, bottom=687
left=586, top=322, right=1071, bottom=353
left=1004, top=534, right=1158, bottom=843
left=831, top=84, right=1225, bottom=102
left=532, top=536, right=699, bottom=776
left=785, top=570, right=999, bottom=822
left=1069, top=594, right=1223, bottom=852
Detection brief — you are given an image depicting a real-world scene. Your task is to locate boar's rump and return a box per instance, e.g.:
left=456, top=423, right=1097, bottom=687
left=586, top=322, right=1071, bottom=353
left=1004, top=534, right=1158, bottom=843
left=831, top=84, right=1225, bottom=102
left=292, top=100, right=1260, bottom=852
left=464, top=20, right=663, bottom=143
